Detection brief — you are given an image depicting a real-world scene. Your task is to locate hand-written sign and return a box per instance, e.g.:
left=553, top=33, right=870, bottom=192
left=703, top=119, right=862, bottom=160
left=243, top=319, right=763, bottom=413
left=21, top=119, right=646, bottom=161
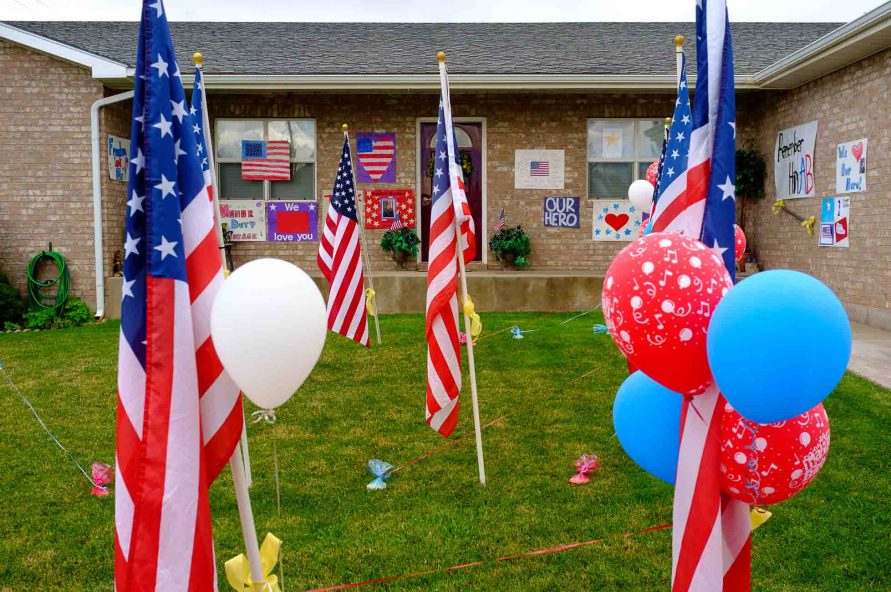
left=819, top=196, right=849, bottom=248
left=774, top=121, right=818, bottom=199
left=591, top=200, right=644, bottom=241
left=543, top=196, right=580, bottom=228
left=267, top=201, right=318, bottom=242
left=836, top=139, right=867, bottom=194
left=107, top=135, right=130, bottom=182
left=219, top=200, right=266, bottom=242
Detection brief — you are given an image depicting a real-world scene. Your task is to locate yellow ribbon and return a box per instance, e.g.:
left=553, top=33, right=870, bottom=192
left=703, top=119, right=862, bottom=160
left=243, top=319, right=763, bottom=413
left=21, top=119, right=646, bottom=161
left=365, top=288, right=376, bottom=316
left=223, top=268, right=231, bottom=279
left=771, top=199, right=786, bottom=214
left=462, top=297, right=482, bottom=338
left=750, top=507, right=772, bottom=531
left=801, top=216, right=816, bottom=237
left=225, top=533, right=282, bottom=592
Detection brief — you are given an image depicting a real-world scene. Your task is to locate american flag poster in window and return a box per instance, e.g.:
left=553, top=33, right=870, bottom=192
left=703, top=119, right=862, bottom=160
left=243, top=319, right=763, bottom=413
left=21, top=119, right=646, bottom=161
left=515, top=149, right=564, bottom=189
left=241, top=139, right=291, bottom=181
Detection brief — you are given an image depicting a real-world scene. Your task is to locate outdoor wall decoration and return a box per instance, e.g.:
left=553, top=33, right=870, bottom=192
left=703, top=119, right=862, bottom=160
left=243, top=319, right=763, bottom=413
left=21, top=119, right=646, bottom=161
left=364, top=189, right=415, bottom=229
left=355, top=132, right=397, bottom=183
left=836, top=138, right=867, bottom=194
left=267, top=201, right=318, bottom=242
left=241, top=139, right=291, bottom=181
left=514, top=149, right=565, bottom=190
left=819, top=196, right=850, bottom=248
left=543, top=196, right=581, bottom=228
left=219, top=200, right=267, bottom=241
left=774, top=121, right=818, bottom=199
left=591, top=200, right=645, bottom=241
left=107, top=135, right=130, bottom=182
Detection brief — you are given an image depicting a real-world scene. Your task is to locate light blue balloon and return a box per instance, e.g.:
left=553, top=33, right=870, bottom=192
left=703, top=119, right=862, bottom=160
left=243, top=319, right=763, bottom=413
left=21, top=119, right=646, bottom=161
left=643, top=220, right=655, bottom=236
left=707, top=270, right=851, bottom=424
left=613, top=371, right=682, bottom=484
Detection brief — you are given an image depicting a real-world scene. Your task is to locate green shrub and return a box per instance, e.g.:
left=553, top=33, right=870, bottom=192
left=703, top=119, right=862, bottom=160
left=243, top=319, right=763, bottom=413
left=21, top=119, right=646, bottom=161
left=488, top=225, right=531, bottom=268
left=0, top=272, right=26, bottom=327
left=22, top=297, right=92, bottom=330
left=380, top=228, right=421, bottom=268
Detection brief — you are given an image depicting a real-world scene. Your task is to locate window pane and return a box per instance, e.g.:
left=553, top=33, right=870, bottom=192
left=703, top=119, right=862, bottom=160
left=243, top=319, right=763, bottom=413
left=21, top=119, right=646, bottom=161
left=219, top=163, right=264, bottom=199
left=638, top=162, right=651, bottom=181
left=587, top=120, right=634, bottom=160
left=270, top=164, right=315, bottom=200
left=268, top=120, right=316, bottom=161
left=588, top=162, right=633, bottom=199
left=637, top=120, right=664, bottom=159
left=216, top=121, right=263, bottom=160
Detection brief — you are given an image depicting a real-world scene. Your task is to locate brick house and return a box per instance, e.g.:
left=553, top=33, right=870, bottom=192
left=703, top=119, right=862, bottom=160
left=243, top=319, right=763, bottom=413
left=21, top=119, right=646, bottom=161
left=0, top=9, right=889, bottom=326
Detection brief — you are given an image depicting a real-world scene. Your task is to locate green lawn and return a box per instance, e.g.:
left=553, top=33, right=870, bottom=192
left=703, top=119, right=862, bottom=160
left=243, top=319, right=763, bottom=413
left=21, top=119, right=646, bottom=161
left=0, top=313, right=889, bottom=591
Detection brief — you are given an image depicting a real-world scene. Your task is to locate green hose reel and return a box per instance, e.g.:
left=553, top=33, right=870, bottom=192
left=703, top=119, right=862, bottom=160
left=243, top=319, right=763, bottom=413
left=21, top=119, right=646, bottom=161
left=27, top=243, right=70, bottom=313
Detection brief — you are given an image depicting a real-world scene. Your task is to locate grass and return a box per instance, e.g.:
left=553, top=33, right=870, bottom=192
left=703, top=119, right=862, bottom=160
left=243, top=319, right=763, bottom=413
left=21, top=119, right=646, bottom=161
left=0, top=312, right=889, bottom=591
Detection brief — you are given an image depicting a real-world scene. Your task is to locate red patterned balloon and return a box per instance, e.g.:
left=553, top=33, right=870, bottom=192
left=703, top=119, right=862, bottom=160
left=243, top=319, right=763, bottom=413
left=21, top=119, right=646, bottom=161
left=720, top=403, right=830, bottom=505
left=733, top=224, right=746, bottom=261
left=601, top=233, right=733, bottom=395
left=645, top=161, right=659, bottom=185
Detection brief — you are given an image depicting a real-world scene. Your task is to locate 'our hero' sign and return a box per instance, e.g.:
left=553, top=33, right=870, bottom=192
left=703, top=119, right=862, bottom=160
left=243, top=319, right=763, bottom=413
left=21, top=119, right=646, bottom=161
left=543, top=196, right=580, bottom=228
left=774, top=121, right=818, bottom=199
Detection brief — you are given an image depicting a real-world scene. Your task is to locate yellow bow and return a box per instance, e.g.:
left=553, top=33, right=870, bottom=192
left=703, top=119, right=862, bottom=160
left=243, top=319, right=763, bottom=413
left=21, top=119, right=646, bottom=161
left=462, top=297, right=482, bottom=338
left=365, top=288, right=376, bottom=315
left=801, top=216, right=816, bottom=237
left=771, top=199, right=787, bottom=214
left=225, top=533, right=282, bottom=592
left=750, top=507, right=772, bottom=531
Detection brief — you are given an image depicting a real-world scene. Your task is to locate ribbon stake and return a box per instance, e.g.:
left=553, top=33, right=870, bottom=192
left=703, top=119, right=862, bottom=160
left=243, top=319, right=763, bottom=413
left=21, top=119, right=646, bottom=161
left=225, top=533, right=282, bottom=592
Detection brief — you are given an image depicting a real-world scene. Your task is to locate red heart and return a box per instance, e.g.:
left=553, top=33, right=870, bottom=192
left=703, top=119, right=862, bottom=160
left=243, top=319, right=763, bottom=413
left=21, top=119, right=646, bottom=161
left=851, top=142, right=863, bottom=162
left=604, top=213, right=629, bottom=231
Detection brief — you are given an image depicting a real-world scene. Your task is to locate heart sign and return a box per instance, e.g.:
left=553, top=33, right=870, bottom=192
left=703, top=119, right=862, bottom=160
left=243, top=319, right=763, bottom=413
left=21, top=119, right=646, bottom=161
left=592, top=200, right=644, bottom=241
left=356, top=132, right=396, bottom=183
left=605, top=213, right=629, bottom=231
left=851, top=142, right=864, bottom=162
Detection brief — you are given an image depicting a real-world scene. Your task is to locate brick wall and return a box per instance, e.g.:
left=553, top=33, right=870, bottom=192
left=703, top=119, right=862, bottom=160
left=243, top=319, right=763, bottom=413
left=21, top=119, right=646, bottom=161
left=0, top=39, right=105, bottom=309
left=100, top=97, right=133, bottom=283
left=741, top=48, right=891, bottom=328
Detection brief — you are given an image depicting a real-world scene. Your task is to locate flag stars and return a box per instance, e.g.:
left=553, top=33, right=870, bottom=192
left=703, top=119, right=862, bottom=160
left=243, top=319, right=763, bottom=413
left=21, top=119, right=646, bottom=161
left=681, top=114, right=691, bottom=125
left=131, top=148, right=145, bottom=175
left=170, top=99, right=187, bottom=123
left=122, top=278, right=136, bottom=299
left=154, top=174, right=176, bottom=199
left=174, top=139, right=186, bottom=164
left=710, top=239, right=728, bottom=258
left=150, top=53, right=169, bottom=78
left=435, top=167, right=444, bottom=178
left=192, top=123, right=201, bottom=135
left=717, top=176, right=736, bottom=201
left=728, top=121, right=736, bottom=139
left=189, top=105, right=197, bottom=117
left=666, top=167, right=676, bottom=178
left=153, top=113, right=173, bottom=138
left=149, top=0, right=164, bottom=17
left=675, top=131, right=686, bottom=142
left=127, top=191, right=145, bottom=217
left=124, top=233, right=141, bottom=258
left=671, top=149, right=680, bottom=160
left=438, top=150, right=446, bottom=160
left=154, top=236, right=178, bottom=260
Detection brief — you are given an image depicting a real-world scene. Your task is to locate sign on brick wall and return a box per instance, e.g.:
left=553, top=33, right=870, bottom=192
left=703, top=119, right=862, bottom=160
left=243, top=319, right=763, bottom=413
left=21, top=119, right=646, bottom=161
left=355, top=132, right=397, bottom=183
left=364, top=189, right=415, bottom=229
left=819, top=196, right=850, bottom=248
left=219, top=200, right=266, bottom=242
left=267, top=201, right=318, bottom=242
left=774, top=121, right=818, bottom=199
left=543, top=196, right=580, bottom=228
left=836, top=138, right=867, bottom=194
left=515, top=149, right=565, bottom=189
left=107, top=135, right=130, bottom=182
left=591, top=200, right=644, bottom=241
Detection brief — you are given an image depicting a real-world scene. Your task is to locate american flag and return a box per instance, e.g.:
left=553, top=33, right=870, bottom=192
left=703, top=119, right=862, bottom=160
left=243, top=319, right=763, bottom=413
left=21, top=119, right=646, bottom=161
left=389, top=210, right=406, bottom=231
left=530, top=161, right=550, bottom=176
left=493, top=208, right=506, bottom=233
left=669, top=2, right=751, bottom=591
left=241, top=139, right=291, bottom=181
left=317, top=134, right=369, bottom=347
left=116, top=1, right=243, bottom=590
left=425, top=59, right=476, bottom=437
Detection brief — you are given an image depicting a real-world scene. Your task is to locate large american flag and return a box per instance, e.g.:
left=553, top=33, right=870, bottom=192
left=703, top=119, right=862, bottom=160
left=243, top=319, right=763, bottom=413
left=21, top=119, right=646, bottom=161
left=317, top=134, right=369, bottom=347
left=425, top=59, right=476, bottom=437
left=667, top=1, right=751, bottom=591
left=116, top=1, right=243, bottom=590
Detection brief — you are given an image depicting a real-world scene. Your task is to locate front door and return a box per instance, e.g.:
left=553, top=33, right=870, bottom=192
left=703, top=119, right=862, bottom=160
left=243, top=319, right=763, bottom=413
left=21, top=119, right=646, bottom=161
left=419, top=121, right=484, bottom=262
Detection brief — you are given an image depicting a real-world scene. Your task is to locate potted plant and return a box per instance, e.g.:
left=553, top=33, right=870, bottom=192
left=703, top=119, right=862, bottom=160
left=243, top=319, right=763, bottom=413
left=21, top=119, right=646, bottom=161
left=380, top=228, right=420, bottom=269
left=735, top=142, right=767, bottom=272
left=489, top=225, right=531, bottom=269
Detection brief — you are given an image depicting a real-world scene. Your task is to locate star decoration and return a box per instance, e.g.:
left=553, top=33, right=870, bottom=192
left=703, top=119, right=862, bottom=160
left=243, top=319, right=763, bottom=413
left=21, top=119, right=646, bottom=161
left=170, top=99, right=187, bottom=123
left=127, top=191, right=145, bottom=217
left=675, top=131, right=686, bottom=142
left=192, top=123, right=201, bottom=135
left=174, top=139, right=186, bottom=164
left=131, top=148, right=145, bottom=175
left=122, top=278, right=136, bottom=299
left=728, top=121, right=736, bottom=139
left=269, top=203, right=277, bottom=211
left=124, top=233, right=141, bottom=258
left=154, top=174, right=176, bottom=199
left=710, top=239, right=728, bottom=258
left=154, top=236, right=178, bottom=260
left=153, top=113, right=173, bottom=138
left=149, top=0, right=164, bottom=17
left=717, top=176, right=736, bottom=201
left=150, top=53, right=169, bottom=78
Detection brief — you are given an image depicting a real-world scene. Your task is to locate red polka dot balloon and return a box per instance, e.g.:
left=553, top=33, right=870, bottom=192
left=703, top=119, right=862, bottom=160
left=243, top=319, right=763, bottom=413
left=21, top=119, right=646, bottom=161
left=720, top=402, right=830, bottom=505
left=645, top=161, right=659, bottom=186
left=733, top=224, right=746, bottom=262
left=601, top=232, right=734, bottom=395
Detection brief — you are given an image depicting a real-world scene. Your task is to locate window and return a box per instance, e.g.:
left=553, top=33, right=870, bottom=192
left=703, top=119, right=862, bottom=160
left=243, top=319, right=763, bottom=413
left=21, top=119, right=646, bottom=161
left=587, top=119, right=663, bottom=199
left=215, top=119, right=316, bottom=200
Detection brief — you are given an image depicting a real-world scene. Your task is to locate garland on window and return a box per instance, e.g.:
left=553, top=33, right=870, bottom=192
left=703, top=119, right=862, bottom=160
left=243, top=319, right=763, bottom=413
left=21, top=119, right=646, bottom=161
left=427, top=151, right=474, bottom=179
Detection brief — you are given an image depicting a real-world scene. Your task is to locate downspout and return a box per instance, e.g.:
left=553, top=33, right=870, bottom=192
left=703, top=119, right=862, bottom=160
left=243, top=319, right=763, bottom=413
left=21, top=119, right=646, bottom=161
left=91, top=90, right=134, bottom=319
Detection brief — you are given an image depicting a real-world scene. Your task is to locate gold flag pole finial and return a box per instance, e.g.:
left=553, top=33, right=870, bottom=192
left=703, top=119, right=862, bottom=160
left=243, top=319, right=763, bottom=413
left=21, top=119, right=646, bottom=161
left=665, top=117, right=672, bottom=125
left=341, top=123, right=349, bottom=133
left=193, top=52, right=203, bottom=67
left=436, top=51, right=446, bottom=63
left=674, top=35, right=685, bottom=47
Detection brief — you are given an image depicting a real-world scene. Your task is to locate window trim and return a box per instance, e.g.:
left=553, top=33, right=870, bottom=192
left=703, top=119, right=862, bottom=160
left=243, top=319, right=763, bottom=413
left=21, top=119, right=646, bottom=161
left=586, top=117, right=663, bottom=199
left=215, top=117, right=317, bottom=200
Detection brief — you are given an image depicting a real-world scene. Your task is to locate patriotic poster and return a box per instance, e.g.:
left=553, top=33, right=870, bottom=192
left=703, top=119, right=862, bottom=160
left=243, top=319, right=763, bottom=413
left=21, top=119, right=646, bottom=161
left=543, top=196, right=580, bottom=228
left=219, top=200, right=267, bottom=242
left=241, top=139, right=291, bottom=181
left=774, top=121, right=818, bottom=199
left=267, top=201, right=318, bottom=242
left=601, top=128, right=624, bottom=158
left=591, top=199, right=645, bottom=241
left=514, top=149, right=565, bottom=190
left=836, top=139, right=867, bottom=194
left=364, top=189, right=415, bottom=229
left=355, top=132, right=397, bottom=183
left=107, top=135, right=130, bottom=182
left=819, top=196, right=850, bottom=248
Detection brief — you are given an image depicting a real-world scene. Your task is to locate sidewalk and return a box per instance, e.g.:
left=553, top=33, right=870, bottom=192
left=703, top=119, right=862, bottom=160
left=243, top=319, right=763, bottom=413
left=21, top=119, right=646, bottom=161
left=849, top=322, right=891, bottom=390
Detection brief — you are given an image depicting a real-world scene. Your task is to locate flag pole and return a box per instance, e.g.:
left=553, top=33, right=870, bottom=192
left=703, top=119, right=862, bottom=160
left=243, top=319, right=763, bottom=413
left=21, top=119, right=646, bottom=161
left=675, top=35, right=684, bottom=86
left=437, top=52, right=486, bottom=486
left=229, top=447, right=267, bottom=592
left=342, top=124, right=383, bottom=346
left=194, top=52, right=252, bottom=487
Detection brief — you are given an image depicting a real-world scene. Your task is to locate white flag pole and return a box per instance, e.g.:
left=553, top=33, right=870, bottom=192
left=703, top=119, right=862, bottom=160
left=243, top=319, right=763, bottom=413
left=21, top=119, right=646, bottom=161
left=194, top=52, right=252, bottom=486
left=437, top=52, right=486, bottom=486
left=229, top=445, right=267, bottom=592
left=675, top=35, right=684, bottom=86
left=342, top=124, right=383, bottom=346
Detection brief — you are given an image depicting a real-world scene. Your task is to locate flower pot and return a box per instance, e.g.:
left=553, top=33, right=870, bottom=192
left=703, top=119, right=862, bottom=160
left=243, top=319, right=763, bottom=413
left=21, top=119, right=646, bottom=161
left=390, top=250, right=412, bottom=270
left=499, top=252, right=517, bottom=268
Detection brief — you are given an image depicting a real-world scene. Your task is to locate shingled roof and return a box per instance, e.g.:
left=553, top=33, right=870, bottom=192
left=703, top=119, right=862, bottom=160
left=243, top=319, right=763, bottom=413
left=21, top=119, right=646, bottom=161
left=5, top=21, right=842, bottom=76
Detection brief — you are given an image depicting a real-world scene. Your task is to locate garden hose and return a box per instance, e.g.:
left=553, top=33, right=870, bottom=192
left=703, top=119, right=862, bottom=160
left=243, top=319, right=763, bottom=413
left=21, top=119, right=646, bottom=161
left=27, top=243, right=70, bottom=313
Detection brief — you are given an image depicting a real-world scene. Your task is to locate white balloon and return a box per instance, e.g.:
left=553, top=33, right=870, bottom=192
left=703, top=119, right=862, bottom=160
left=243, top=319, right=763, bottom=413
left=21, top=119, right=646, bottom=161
left=210, top=258, right=327, bottom=410
left=628, top=179, right=656, bottom=211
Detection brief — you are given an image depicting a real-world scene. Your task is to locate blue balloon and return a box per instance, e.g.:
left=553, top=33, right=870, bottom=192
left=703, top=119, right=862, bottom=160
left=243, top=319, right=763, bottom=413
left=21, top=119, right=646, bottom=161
left=707, top=270, right=851, bottom=424
left=613, top=371, right=682, bottom=484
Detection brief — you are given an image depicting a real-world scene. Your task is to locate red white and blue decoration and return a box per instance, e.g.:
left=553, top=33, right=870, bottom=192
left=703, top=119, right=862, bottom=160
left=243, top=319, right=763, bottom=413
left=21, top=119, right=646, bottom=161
left=241, top=139, right=291, bottom=181
left=267, top=201, right=318, bottom=242
left=355, top=132, right=396, bottom=183
left=364, top=189, right=415, bottom=229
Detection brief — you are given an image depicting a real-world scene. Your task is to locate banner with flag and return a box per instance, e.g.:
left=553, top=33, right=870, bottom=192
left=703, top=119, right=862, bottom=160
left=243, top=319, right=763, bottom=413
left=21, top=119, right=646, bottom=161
left=115, top=1, right=243, bottom=589
left=241, top=139, right=291, bottom=181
